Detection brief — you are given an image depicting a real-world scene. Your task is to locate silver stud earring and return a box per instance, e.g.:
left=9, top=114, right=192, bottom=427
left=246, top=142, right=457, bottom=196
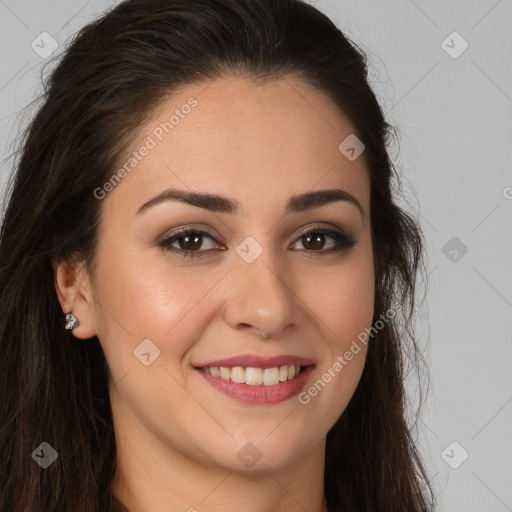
left=65, top=312, right=80, bottom=331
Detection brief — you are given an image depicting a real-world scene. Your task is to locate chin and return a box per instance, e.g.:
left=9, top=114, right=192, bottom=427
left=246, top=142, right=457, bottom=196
left=202, top=429, right=320, bottom=473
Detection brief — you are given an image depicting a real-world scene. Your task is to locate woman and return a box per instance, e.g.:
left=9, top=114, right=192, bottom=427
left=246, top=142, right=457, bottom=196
left=0, top=0, right=435, bottom=510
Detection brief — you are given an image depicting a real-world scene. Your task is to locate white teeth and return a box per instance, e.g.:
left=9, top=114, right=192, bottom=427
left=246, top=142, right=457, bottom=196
left=204, top=364, right=302, bottom=385
left=263, top=367, right=280, bottom=386
left=231, top=366, right=245, bottom=383
left=245, top=367, right=263, bottom=385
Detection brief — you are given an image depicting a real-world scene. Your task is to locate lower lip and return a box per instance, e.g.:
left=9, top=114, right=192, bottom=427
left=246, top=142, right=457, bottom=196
left=197, top=366, right=314, bottom=405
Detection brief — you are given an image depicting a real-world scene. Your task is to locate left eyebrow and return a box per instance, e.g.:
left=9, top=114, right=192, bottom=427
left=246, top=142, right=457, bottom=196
left=286, top=188, right=364, bottom=218
left=136, top=187, right=364, bottom=219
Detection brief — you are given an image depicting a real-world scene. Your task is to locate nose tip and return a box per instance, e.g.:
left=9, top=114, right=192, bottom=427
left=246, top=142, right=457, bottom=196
left=224, top=249, right=299, bottom=341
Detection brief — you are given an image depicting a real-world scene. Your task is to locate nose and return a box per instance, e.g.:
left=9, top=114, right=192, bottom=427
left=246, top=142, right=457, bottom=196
left=223, top=242, right=300, bottom=340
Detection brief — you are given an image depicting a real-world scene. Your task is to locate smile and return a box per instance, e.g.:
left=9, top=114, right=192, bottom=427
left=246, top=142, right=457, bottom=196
left=201, top=365, right=303, bottom=386
left=195, top=355, right=315, bottom=405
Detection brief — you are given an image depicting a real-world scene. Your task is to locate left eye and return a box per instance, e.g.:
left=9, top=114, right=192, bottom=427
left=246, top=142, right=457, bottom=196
left=158, top=227, right=355, bottom=258
left=290, top=229, right=354, bottom=252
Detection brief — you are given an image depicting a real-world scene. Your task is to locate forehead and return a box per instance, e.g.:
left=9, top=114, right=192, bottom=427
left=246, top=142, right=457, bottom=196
left=104, top=75, right=370, bottom=218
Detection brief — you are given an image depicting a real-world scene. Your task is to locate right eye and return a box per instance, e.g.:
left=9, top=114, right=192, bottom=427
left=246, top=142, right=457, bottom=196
left=159, top=228, right=225, bottom=258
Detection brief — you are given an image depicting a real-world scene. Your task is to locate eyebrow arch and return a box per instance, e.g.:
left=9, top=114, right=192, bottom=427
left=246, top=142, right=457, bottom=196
left=136, top=187, right=364, bottom=218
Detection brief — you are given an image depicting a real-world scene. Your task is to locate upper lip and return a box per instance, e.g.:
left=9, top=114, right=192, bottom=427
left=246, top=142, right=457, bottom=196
left=194, top=354, right=314, bottom=368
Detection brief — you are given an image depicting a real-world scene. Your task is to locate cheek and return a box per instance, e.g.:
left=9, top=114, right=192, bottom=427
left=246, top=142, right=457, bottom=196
left=297, top=273, right=372, bottom=432
left=327, top=272, right=374, bottom=354
left=90, top=243, right=223, bottom=375
left=297, top=253, right=374, bottom=415
left=307, top=255, right=375, bottom=356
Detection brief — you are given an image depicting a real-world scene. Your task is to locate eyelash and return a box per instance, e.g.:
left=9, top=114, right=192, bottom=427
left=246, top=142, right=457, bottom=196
left=158, top=226, right=356, bottom=259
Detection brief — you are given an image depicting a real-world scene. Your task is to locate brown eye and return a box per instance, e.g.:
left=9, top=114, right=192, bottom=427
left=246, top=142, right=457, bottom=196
left=159, top=229, right=223, bottom=258
left=291, top=228, right=355, bottom=253
left=177, top=233, right=202, bottom=251
left=302, top=232, right=327, bottom=250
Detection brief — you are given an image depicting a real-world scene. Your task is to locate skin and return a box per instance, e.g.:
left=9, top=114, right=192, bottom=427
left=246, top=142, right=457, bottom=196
left=54, top=75, right=374, bottom=512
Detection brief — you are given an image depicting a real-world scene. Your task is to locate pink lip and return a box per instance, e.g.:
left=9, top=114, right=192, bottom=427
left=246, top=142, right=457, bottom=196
left=196, top=365, right=315, bottom=405
left=194, top=353, right=314, bottom=368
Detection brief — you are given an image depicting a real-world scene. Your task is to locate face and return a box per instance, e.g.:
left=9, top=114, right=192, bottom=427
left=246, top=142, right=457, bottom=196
left=79, top=76, right=374, bottom=472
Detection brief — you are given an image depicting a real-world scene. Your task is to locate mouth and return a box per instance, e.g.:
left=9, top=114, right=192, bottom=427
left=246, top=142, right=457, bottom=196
left=194, top=355, right=314, bottom=405
left=200, top=364, right=304, bottom=386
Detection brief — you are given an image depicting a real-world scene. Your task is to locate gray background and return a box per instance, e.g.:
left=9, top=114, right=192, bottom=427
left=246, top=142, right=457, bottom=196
left=1, top=0, right=511, bottom=510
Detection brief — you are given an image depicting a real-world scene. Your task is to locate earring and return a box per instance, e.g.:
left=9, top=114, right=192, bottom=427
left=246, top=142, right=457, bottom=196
left=65, top=312, right=80, bottom=331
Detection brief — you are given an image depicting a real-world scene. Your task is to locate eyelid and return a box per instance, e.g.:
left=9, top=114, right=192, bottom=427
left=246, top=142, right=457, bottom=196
left=160, top=225, right=222, bottom=242
left=294, top=222, right=347, bottom=238
left=158, top=226, right=224, bottom=251
left=161, top=222, right=348, bottom=245
left=158, top=222, right=355, bottom=258
left=289, top=225, right=355, bottom=252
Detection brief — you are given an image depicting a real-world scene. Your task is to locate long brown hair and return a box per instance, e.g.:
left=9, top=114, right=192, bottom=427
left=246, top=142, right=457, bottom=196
left=0, top=0, right=435, bottom=510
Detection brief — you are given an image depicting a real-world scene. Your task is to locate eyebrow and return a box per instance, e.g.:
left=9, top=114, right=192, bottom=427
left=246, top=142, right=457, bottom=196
left=136, top=187, right=364, bottom=218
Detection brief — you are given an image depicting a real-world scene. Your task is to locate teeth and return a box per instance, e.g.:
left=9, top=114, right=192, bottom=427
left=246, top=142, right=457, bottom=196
left=245, top=367, right=263, bottom=385
left=262, top=367, right=280, bottom=386
left=231, top=367, right=245, bottom=383
left=206, top=365, right=302, bottom=385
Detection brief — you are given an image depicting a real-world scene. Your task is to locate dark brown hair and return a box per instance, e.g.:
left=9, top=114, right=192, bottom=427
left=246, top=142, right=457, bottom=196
left=0, top=0, right=435, bottom=510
